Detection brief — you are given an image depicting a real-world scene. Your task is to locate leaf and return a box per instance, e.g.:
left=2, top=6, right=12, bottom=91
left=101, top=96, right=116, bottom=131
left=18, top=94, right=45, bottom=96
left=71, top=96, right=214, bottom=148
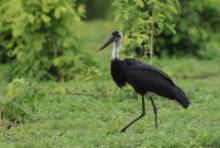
left=27, top=14, right=35, bottom=24
left=135, top=0, right=144, bottom=8
left=32, top=34, right=45, bottom=52
left=54, top=6, right=67, bottom=19
left=41, top=14, right=50, bottom=24
left=165, top=23, right=176, bottom=34
left=12, top=23, right=24, bottom=37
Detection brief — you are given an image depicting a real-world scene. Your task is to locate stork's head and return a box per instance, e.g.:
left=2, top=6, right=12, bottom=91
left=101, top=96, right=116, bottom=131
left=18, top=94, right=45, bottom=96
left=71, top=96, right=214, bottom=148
left=96, top=31, right=123, bottom=53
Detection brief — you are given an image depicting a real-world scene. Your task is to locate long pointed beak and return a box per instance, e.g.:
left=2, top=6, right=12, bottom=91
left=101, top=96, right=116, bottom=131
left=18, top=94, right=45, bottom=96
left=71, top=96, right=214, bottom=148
left=96, top=35, right=115, bottom=53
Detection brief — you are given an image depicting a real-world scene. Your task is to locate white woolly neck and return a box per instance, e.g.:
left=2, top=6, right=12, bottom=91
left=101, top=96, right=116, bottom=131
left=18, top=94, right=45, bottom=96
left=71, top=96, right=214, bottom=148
left=112, top=40, right=121, bottom=59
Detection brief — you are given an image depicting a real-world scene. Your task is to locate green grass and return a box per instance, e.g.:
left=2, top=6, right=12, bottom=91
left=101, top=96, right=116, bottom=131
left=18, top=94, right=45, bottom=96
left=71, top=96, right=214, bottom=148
left=0, top=21, right=220, bottom=147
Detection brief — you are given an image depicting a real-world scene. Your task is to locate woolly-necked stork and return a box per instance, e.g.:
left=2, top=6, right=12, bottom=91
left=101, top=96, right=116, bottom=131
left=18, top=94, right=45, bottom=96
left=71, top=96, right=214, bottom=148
left=96, top=31, right=190, bottom=133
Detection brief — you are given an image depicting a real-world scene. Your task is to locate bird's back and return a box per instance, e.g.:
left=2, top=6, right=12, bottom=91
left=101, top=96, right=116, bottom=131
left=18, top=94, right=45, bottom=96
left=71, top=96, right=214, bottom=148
left=111, top=58, right=190, bottom=108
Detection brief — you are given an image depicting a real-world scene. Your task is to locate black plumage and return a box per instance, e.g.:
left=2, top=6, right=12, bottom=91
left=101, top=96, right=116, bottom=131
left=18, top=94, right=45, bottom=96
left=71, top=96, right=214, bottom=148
left=97, top=31, right=190, bottom=133
left=111, top=58, right=190, bottom=108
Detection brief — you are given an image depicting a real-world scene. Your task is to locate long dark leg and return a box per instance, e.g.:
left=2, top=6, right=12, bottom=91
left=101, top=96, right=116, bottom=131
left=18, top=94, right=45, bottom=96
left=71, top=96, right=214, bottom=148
left=120, top=96, right=146, bottom=133
left=149, top=96, right=158, bottom=129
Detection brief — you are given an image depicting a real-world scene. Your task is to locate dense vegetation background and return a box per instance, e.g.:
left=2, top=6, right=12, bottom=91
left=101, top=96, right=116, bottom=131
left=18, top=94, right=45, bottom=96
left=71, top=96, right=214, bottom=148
left=0, top=0, right=220, bottom=147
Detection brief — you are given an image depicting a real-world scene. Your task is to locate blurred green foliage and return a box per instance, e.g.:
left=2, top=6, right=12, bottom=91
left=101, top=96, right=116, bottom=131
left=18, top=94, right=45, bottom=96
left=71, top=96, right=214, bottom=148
left=155, top=0, right=220, bottom=58
left=0, top=0, right=94, bottom=80
left=77, top=0, right=111, bottom=20
left=113, top=0, right=220, bottom=58
left=113, top=0, right=179, bottom=57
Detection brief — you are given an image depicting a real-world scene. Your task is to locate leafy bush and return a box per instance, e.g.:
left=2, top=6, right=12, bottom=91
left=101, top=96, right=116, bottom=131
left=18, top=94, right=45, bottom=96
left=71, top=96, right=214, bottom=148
left=155, top=0, right=220, bottom=58
left=0, top=0, right=91, bottom=80
left=0, top=78, right=43, bottom=124
left=113, top=0, right=220, bottom=58
left=112, top=0, right=179, bottom=58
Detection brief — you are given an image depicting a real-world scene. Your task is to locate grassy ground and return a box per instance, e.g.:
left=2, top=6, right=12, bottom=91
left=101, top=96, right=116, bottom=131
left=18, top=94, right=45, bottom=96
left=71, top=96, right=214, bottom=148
left=0, top=21, right=220, bottom=147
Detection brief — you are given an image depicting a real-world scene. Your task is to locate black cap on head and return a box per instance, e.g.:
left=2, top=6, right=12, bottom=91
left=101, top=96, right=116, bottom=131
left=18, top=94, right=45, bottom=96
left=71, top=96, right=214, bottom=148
left=112, top=31, right=122, bottom=38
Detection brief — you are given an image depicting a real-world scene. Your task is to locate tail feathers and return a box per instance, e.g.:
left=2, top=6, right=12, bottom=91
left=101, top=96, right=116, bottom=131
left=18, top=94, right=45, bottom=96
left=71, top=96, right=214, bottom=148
left=174, top=86, right=190, bottom=108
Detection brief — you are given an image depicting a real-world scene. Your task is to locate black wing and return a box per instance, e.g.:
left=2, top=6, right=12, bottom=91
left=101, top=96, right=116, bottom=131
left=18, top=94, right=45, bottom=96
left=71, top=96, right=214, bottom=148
left=124, top=58, right=175, bottom=86
left=123, top=58, right=189, bottom=108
